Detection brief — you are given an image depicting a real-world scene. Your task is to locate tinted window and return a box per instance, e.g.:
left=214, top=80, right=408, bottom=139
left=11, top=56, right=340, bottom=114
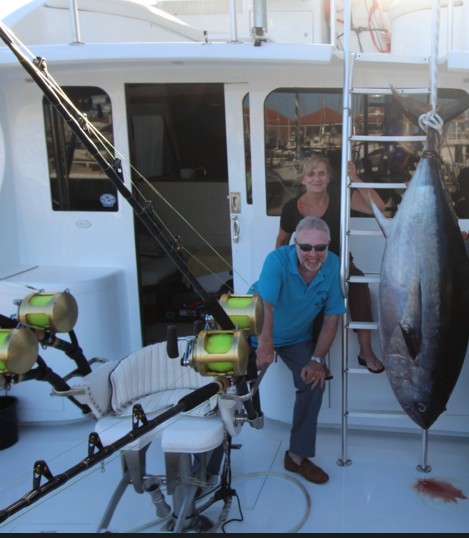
left=264, top=89, right=342, bottom=216
left=126, top=84, right=227, bottom=183
left=43, top=87, right=117, bottom=212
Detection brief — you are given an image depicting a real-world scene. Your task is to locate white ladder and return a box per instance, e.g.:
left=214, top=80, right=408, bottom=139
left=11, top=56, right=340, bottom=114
left=336, top=0, right=444, bottom=473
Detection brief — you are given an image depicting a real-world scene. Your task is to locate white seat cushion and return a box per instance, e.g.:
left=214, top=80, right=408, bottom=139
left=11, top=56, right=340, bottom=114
left=110, top=341, right=210, bottom=415
left=161, top=416, right=225, bottom=454
left=97, top=394, right=219, bottom=450
left=71, top=361, right=117, bottom=419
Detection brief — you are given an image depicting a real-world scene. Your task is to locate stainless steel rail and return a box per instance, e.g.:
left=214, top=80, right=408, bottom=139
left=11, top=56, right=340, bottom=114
left=338, top=0, right=446, bottom=471
left=68, top=0, right=83, bottom=45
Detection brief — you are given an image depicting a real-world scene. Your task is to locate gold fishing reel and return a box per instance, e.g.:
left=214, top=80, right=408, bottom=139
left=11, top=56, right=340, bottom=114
left=186, top=329, right=249, bottom=377
left=213, top=294, right=264, bottom=337
left=0, top=328, right=38, bottom=375
left=17, top=292, right=78, bottom=334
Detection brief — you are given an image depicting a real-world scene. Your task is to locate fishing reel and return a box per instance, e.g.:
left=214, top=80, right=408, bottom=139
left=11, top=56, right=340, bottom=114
left=14, top=291, right=78, bottom=335
left=0, top=292, right=93, bottom=412
left=167, top=293, right=264, bottom=377
left=0, top=327, right=39, bottom=388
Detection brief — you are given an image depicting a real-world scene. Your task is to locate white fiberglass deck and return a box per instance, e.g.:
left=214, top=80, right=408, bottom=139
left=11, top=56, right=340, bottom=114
left=0, top=418, right=468, bottom=533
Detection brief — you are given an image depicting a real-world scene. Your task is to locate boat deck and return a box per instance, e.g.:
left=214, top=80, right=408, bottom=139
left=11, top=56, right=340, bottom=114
left=1, top=417, right=468, bottom=533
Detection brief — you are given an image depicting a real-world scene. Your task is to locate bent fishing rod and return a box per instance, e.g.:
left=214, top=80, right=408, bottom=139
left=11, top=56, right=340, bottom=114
left=0, top=377, right=230, bottom=525
left=0, top=21, right=234, bottom=332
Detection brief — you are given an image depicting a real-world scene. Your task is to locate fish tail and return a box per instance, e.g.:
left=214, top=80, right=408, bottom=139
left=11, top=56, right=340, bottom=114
left=391, top=86, right=469, bottom=125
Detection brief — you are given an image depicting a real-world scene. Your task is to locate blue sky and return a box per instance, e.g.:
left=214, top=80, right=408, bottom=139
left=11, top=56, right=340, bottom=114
left=0, top=1, right=35, bottom=21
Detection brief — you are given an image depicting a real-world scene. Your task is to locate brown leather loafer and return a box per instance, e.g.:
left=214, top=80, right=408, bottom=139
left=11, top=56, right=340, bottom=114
left=284, top=451, right=329, bottom=484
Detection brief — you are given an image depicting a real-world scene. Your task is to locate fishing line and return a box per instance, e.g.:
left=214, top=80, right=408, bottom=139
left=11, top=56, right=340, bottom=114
left=3, top=24, right=257, bottom=293
left=0, top=22, right=254, bottom=507
left=0, top=396, right=216, bottom=530
left=38, top=49, right=255, bottom=291
left=0, top=360, right=212, bottom=498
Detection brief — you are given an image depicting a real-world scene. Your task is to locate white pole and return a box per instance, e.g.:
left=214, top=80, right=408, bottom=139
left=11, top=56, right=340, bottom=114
left=69, top=0, right=83, bottom=45
left=229, top=0, right=240, bottom=43
left=330, top=0, right=336, bottom=47
left=447, top=0, right=454, bottom=53
left=431, top=0, right=441, bottom=112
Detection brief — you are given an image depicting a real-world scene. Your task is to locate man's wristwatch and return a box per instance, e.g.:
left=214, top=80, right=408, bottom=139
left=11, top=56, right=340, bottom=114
left=310, top=356, right=325, bottom=366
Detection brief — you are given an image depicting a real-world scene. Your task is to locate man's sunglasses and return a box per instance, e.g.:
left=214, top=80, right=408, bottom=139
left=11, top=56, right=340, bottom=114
left=294, top=239, right=330, bottom=253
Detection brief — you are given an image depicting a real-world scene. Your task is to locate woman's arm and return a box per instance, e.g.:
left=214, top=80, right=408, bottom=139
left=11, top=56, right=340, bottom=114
left=348, top=161, right=386, bottom=214
left=275, top=227, right=292, bottom=249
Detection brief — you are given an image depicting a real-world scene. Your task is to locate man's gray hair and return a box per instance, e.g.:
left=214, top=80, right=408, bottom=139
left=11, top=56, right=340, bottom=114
left=295, top=217, right=331, bottom=241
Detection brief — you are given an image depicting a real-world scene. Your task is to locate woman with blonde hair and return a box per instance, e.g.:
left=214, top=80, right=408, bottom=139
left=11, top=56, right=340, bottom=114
left=276, top=155, right=386, bottom=373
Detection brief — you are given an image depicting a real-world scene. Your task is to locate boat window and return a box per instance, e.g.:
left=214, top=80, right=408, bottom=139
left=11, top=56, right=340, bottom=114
left=43, top=87, right=118, bottom=212
left=243, top=94, right=252, bottom=205
left=264, top=89, right=342, bottom=216
left=351, top=88, right=469, bottom=217
left=265, top=88, right=469, bottom=219
left=126, top=84, right=228, bottom=183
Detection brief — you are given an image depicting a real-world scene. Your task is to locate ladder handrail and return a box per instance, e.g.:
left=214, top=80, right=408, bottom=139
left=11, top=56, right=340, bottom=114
left=330, top=0, right=336, bottom=48
left=338, top=0, right=444, bottom=472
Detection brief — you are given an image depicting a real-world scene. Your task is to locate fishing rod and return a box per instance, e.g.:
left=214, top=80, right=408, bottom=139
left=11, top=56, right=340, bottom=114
left=0, top=21, right=234, bottom=332
left=0, top=377, right=230, bottom=525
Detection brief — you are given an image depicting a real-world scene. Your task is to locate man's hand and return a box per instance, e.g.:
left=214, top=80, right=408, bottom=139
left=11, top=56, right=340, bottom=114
left=256, top=344, right=275, bottom=370
left=301, top=361, right=326, bottom=391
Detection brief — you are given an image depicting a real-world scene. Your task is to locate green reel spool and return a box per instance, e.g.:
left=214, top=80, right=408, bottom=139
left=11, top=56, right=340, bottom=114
left=18, top=292, right=78, bottom=333
left=191, top=330, right=249, bottom=377
left=0, top=328, right=38, bottom=375
left=218, top=294, right=264, bottom=336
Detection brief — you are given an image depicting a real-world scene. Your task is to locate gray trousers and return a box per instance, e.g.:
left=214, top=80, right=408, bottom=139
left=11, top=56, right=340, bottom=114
left=275, top=339, right=325, bottom=459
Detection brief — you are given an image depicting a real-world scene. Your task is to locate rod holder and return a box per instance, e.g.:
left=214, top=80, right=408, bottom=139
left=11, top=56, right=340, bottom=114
left=143, top=477, right=171, bottom=519
left=417, top=429, right=432, bottom=473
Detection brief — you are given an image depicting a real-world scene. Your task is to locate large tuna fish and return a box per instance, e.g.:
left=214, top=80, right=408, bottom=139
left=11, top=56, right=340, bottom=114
left=371, top=89, right=469, bottom=430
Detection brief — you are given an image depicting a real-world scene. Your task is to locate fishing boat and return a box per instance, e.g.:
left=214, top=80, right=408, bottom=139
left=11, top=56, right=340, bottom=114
left=0, top=0, right=469, bottom=532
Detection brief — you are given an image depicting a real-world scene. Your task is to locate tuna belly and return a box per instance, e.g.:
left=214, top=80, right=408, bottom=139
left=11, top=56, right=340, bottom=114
left=386, top=354, right=446, bottom=430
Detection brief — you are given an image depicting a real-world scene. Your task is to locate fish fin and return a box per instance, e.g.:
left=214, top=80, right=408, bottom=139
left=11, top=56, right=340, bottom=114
left=436, top=93, right=469, bottom=123
left=391, top=86, right=431, bottom=121
left=369, top=192, right=391, bottom=238
left=391, top=86, right=469, bottom=125
left=399, top=323, right=421, bottom=360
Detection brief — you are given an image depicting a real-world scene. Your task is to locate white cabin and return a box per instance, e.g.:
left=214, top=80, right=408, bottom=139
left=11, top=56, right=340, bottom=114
left=1, top=0, right=469, bottom=441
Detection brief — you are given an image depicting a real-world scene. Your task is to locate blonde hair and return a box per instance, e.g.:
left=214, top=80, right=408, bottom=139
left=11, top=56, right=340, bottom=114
left=297, top=156, right=332, bottom=184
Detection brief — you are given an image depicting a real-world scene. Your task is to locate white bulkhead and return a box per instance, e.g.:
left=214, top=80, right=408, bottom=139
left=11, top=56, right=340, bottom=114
left=1, top=0, right=469, bottom=436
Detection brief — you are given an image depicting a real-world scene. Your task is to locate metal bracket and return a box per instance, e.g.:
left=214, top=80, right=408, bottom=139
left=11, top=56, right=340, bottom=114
left=62, top=357, right=109, bottom=383
left=132, top=404, right=148, bottom=430
left=220, top=364, right=268, bottom=403
left=234, top=411, right=265, bottom=430
left=88, top=432, right=104, bottom=457
left=33, top=460, right=54, bottom=490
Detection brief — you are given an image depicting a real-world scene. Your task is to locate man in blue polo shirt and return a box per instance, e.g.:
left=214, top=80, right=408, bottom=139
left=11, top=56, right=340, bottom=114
left=253, top=216, right=345, bottom=484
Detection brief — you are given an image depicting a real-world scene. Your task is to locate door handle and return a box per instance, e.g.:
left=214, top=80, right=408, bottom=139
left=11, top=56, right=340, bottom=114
left=232, top=215, right=240, bottom=243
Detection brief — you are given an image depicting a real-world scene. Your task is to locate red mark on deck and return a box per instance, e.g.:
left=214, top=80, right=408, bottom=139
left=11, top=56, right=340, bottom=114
left=414, top=478, right=468, bottom=504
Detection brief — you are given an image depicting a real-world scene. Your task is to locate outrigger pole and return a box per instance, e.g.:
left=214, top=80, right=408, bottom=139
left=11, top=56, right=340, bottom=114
left=0, top=377, right=229, bottom=525
left=0, top=22, right=235, bottom=332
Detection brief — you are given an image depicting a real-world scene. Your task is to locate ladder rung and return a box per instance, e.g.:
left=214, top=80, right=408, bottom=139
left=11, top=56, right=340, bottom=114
left=351, top=88, right=430, bottom=95
left=350, top=182, right=408, bottom=189
left=348, top=410, right=408, bottom=420
left=348, top=368, right=374, bottom=375
left=349, top=276, right=381, bottom=284
left=351, top=135, right=427, bottom=142
left=348, top=230, right=384, bottom=236
left=347, top=322, right=378, bottom=330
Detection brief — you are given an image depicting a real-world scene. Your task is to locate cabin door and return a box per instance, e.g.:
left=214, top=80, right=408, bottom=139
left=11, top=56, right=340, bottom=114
left=225, top=84, right=283, bottom=291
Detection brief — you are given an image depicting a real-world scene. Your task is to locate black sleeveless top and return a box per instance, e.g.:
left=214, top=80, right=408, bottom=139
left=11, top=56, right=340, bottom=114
left=280, top=185, right=342, bottom=257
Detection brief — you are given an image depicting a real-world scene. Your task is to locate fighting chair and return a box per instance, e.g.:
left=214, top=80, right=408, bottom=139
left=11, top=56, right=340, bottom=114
left=68, top=341, right=226, bottom=532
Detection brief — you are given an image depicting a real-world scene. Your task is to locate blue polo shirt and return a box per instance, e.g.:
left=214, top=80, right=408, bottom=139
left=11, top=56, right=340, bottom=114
left=250, top=245, right=346, bottom=348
